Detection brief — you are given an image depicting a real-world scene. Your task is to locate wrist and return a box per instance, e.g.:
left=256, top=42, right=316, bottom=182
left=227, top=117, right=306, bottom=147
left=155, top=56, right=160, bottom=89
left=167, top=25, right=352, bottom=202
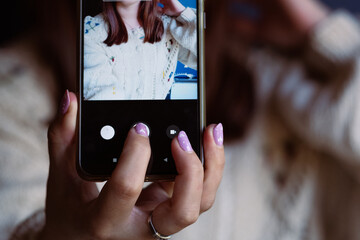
left=280, top=0, right=329, bottom=47
left=293, top=1, right=329, bottom=39
left=172, top=2, right=186, bottom=17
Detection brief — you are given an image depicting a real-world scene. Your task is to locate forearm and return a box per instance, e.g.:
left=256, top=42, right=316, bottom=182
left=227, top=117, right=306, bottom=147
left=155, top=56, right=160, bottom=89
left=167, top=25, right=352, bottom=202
left=273, top=11, right=360, bottom=163
left=304, top=10, right=360, bottom=73
left=169, top=8, right=198, bottom=58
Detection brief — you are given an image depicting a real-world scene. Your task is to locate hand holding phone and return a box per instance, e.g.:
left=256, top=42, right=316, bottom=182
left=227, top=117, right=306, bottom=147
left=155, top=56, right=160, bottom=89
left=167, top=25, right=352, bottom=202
left=42, top=92, right=224, bottom=239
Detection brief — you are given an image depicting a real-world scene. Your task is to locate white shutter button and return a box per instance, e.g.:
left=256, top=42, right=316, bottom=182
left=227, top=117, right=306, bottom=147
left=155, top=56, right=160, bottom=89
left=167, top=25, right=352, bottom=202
left=100, top=125, right=115, bottom=140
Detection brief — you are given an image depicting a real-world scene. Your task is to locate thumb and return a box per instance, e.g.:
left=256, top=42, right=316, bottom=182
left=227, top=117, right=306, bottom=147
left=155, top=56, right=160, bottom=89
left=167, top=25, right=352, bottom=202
left=48, top=90, right=78, bottom=166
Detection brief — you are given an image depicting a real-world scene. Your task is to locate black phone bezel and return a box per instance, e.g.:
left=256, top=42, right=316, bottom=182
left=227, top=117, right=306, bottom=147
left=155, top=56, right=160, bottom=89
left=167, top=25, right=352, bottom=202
left=77, top=0, right=206, bottom=182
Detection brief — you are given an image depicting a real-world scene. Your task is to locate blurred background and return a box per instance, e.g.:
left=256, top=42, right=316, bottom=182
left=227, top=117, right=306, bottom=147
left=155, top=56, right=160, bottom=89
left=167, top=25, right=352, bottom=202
left=325, top=0, right=360, bottom=11
left=1, top=0, right=359, bottom=101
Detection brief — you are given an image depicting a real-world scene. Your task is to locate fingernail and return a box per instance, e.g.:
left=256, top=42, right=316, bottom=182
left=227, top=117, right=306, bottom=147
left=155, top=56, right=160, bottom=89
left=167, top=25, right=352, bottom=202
left=60, top=90, right=70, bottom=115
left=213, top=123, right=224, bottom=146
left=135, top=123, right=149, bottom=137
left=178, top=131, right=193, bottom=152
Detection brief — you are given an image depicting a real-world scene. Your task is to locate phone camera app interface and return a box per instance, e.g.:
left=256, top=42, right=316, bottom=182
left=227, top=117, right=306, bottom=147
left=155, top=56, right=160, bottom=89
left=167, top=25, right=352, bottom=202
left=80, top=0, right=201, bottom=179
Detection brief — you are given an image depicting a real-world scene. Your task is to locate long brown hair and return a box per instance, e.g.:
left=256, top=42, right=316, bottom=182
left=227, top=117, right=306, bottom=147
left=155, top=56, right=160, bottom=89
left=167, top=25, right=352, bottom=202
left=103, top=1, right=164, bottom=46
left=205, top=0, right=256, bottom=142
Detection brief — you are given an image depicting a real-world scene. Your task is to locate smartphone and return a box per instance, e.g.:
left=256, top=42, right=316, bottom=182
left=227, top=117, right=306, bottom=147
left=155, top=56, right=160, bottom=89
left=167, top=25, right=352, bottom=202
left=78, top=0, right=205, bottom=181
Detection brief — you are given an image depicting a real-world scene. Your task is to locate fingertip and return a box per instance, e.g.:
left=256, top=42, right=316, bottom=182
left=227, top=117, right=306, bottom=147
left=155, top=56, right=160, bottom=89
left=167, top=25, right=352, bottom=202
left=66, top=92, right=78, bottom=117
left=203, top=123, right=225, bottom=173
left=60, top=89, right=70, bottom=115
left=48, top=91, right=78, bottom=165
left=68, top=91, right=78, bottom=104
left=157, top=7, right=164, bottom=15
left=58, top=90, right=78, bottom=118
left=118, top=124, right=151, bottom=166
left=204, top=123, right=224, bottom=149
left=213, top=123, right=224, bottom=146
left=120, top=124, right=151, bottom=158
left=177, top=131, right=193, bottom=153
left=171, top=132, right=202, bottom=177
left=49, top=91, right=78, bottom=143
left=134, top=122, right=150, bottom=138
left=62, top=91, right=78, bottom=127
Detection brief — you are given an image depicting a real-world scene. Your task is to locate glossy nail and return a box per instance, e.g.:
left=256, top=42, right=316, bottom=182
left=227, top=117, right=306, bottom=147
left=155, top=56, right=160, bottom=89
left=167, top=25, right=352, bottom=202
left=135, top=123, right=149, bottom=137
left=178, top=131, right=193, bottom=152
left=213, top=123, right=224, bottom=146
left=60, top=90, right=70, bottom=115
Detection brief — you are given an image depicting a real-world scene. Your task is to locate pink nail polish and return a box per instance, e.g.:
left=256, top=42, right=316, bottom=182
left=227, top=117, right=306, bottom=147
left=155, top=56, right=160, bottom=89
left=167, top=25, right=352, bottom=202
left=213, top=123, right=224, bottom=146
left=135, top=123, right=149, bottom=137
left=178, top=131, right=193, bottom=152
left=60, top=90, right=70, bottom=115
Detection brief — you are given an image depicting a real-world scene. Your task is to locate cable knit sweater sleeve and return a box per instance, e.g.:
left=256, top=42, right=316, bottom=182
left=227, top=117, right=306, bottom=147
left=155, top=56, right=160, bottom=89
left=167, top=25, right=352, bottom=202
left=248, top=11, right=360, bottom=172
left=168, top=8, right=197, bottom=69
left=83, top=16, right=121, bottom=100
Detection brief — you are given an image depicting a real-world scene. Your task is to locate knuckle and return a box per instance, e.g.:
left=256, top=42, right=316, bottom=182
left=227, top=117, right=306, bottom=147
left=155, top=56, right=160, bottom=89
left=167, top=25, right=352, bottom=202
left=201, top=198, right=215, bottom=213
left=189, top=161, right=204, bottom=177
left=112, top=178, right=142, bottom=199
left=173, top=210, right=199, bottom=228
left=125, top=139, right=151, bottom=158
left=136, top=141, right=151, bottom=157
left=47, top=121, right=64, bottom=146
left=209, top=151, right=225, bottom=168
left=207, top=156, right=225, bottom=175
left=47, top=124, right=58, bottom=144
left=217, top=156, right=225, bottom=170
left=186, top=166, right=204, bottom=190
left=88, top=220, right=112, bottom=240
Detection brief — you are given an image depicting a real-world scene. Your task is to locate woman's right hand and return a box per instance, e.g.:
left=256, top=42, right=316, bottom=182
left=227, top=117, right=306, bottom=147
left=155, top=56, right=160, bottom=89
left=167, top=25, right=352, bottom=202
left=231, top=0, right=329, bottom=49
left=157, top=0, right=186, bottom=17
left=40, top=90, right=225, bottom=239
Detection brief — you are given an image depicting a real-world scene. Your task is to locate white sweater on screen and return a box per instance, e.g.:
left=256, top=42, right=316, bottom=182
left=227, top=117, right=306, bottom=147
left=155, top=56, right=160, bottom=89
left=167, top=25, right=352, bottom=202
left=83, top=8, right=197, bottom=100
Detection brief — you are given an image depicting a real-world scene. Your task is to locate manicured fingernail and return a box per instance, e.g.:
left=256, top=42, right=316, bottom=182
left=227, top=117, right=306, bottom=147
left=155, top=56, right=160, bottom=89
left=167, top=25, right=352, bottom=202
left=178, top=131, right=193, bottom=152
left=213, top=123, right=224, bottom=146
left=135, top=123, right=149, bottom=137
left=60, top=90, right=70, bottom=115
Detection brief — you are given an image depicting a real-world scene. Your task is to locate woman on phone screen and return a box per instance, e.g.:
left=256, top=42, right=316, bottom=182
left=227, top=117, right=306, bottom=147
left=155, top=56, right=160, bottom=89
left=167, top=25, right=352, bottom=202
left=83, top=0, right=197, bottom=100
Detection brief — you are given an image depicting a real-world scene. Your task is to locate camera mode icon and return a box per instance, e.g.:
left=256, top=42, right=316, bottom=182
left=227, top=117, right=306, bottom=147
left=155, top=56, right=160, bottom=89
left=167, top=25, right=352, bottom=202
left=166, top=125, right=180, bottom=139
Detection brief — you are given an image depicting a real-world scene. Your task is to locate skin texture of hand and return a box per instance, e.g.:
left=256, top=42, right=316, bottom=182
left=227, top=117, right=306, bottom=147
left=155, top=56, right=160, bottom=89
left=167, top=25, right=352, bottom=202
left=158, top=0, right=186, bottom=17
left=40, top=91, right=225, bottom=240
left=230, top=0, right=329, bottom=49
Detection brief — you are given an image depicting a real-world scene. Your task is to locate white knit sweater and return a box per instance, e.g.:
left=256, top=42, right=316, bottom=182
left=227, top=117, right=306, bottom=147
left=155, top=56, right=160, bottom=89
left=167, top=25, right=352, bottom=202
left=3, top=10, right=360, bottom=240
left=83, top=8, right=197, bottom=100
left=174, top=10, right=360, bottom=240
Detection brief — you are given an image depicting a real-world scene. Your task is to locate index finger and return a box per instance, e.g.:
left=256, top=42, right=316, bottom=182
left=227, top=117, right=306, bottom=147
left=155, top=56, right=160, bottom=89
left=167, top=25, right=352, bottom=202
left=94, top=124, right=151, bottom=226
left=151, top=131, right=204, bottom=236
left=200, top=124, right=225, bottom=213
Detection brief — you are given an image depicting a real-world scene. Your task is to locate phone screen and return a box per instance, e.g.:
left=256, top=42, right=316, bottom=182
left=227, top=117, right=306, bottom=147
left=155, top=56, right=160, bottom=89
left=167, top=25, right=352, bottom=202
left=78, top=0, right=204, bottom=181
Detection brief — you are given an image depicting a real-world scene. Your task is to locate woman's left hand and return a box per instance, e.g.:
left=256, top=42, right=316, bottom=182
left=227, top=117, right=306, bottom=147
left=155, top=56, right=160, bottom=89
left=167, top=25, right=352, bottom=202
left=41, top=91, right=225, bottom=240
left=158, top=0, right=186, bottom=17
